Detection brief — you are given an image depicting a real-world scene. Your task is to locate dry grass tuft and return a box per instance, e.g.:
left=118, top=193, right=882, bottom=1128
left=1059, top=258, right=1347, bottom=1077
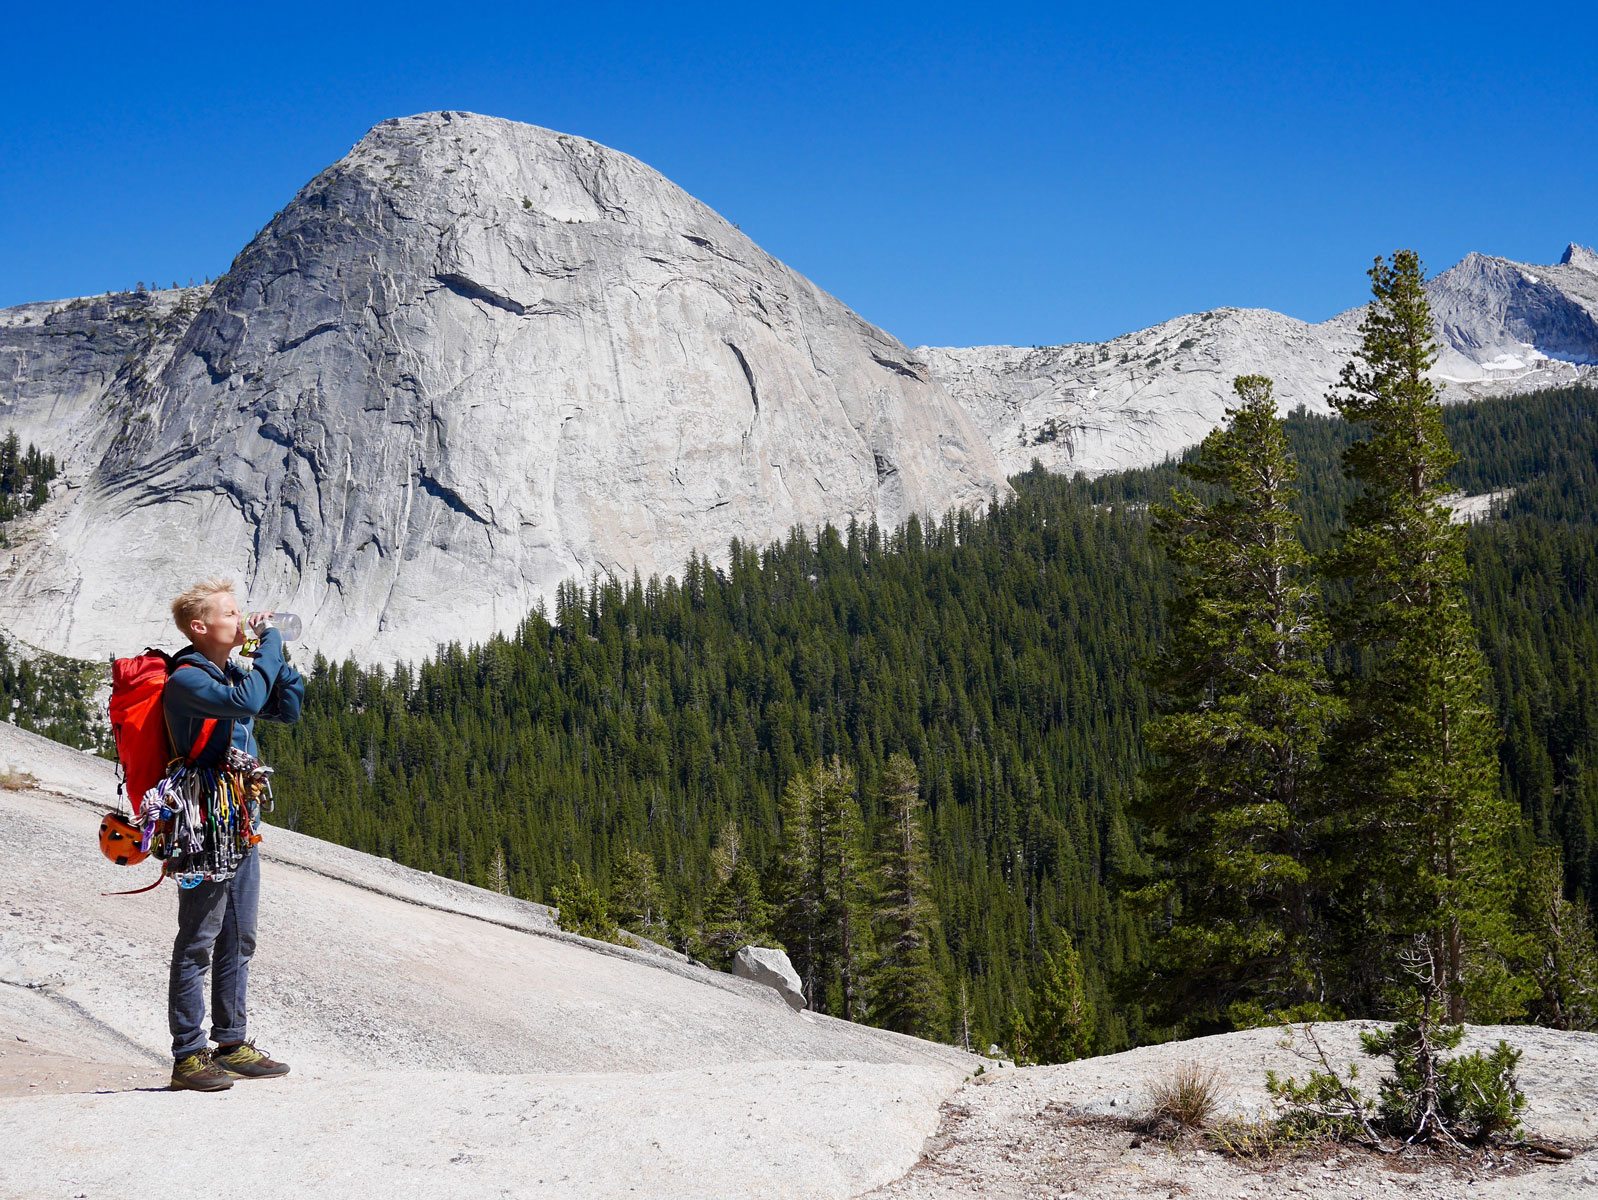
left=1146, top=1060, right=1225, bottom=1132
left=1209, top=1115, right=1293, bottom=1159
left=0, top=766, right=39, bottom=791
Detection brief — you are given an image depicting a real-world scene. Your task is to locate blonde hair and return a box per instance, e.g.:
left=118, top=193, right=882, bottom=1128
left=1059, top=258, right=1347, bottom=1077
left=171, top=578, right=237, bottom=640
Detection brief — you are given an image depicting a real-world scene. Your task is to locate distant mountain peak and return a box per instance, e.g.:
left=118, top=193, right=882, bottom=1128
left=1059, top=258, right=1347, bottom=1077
left=1561, top=243, right=1598, bottom=273
left=924, top=242, right=1598, bottom=480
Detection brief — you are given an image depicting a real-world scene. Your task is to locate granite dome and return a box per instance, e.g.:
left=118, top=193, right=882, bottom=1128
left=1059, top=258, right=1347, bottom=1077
left=0, top=112, right=1008, bottom=664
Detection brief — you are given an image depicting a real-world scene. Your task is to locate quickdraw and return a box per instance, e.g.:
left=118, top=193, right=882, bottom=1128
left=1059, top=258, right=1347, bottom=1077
left=135, top=746, right=275, bottom=887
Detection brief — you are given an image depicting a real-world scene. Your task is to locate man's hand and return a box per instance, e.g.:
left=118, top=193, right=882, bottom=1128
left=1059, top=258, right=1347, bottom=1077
left=247, top=611, right=274, bottom=638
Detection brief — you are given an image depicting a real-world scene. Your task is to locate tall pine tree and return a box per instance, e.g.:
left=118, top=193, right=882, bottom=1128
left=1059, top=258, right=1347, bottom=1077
left=1139, top=374, right=1339, bottom=1032
left=1324, top=250, right=1523, bottom=1021
left=700, top=857, right=774, bottom=967
left=1516, top=847, right=1598, bottom=1031
left=870, top=753, right=948, bottom=1038
left=776, top=759, right=870, bottom=1019
left=611, top=846, right=669, bottom=938
left=1029, top=935, right=1095, bottom=1063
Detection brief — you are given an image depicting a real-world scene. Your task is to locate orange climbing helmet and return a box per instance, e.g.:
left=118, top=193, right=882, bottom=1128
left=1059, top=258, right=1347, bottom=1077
left=98, top=812, right=150, bottom=867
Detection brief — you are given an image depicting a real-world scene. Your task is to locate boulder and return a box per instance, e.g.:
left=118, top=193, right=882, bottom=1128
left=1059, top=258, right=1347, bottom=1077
left=732, top=945, right=805, bottom=1011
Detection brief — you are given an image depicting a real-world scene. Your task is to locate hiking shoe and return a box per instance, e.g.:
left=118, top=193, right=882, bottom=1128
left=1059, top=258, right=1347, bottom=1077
left=171, top=1050, right=234, bottom=1092
left=213, top=1041, right=290, bottom=1079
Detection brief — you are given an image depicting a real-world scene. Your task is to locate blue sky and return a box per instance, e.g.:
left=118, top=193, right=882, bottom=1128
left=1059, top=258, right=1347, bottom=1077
left=2, top=2, right=1594, bottom=346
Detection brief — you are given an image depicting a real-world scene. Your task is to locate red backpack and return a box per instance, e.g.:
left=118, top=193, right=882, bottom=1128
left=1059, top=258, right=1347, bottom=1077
left=108, top=650, right=217, bottom=815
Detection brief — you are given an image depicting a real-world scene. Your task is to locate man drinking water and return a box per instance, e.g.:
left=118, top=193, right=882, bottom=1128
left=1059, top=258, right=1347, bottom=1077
left=161, top=579, right=304, bottom=1091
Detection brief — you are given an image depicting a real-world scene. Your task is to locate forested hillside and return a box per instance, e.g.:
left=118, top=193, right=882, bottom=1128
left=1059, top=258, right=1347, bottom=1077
left=5, top=386, right=1593, bottom=1051
left=249, top=384, right=1597, bottom=1051
left=269, top=482, right=1163, bottom=1047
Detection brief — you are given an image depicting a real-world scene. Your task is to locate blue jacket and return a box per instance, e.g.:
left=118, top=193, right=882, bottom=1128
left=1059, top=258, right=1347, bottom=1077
left=164, top=628, right=305, bottom=765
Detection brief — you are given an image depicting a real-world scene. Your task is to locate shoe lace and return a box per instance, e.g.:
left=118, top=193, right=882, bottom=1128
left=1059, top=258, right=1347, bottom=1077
left=221, top=1040, right=265, bottom=1064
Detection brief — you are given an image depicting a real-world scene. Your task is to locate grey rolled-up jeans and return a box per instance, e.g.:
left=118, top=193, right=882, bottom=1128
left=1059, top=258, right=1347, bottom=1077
left=168, top=848, right=260, bottom=1058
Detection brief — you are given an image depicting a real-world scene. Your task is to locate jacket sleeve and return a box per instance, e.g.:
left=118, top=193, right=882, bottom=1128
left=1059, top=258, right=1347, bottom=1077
left=262, top=662, right=306, bottom=724
left=166, top=630, right=287, bottom=719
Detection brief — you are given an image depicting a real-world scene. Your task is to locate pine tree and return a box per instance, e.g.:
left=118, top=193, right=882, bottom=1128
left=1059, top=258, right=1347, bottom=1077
left=817, top=758, right=871, bottom=1021
left=1517, top=847, right=1598, bottom=1031
left=552, top=866, right=619, bottom=943
left=776, top=766, right=823, bottom=1006
left=708, top=820, right=742, bottom=886
left=611, top=846, right=668, bottom=937
left=699, top=859, right=774, bottom=967
left=1139, top=374, right=1339, bottom=1031
left=870, top=753, right=948, bottom=1038
left=776, top=759, right=870, bottom=1020
left=1029, top=935, right=1095, bottom=1063
left=1325, top=250, right=1523, bottom=1021
left=955, top=978, right=974, bottom=1052
left=488, top=846, right=510, bottom=896
left=1002, top=1005, right=1034, bottom=1066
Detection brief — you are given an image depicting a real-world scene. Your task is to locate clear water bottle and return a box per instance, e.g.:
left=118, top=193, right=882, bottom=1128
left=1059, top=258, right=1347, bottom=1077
left=249, top=612, right=303, bottom=641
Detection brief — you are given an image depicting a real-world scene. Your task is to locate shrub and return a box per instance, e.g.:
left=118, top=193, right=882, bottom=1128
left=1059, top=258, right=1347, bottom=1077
left=1209, top=1116, right=1292, bottom=1159
left=1266, top=1053, right=1376, bottom=1143
left=1268, top=991, right=1527, bottom=1151
left=1444, top=1040, right=1526, bottom=1143
left=1361, top=1010, right=1526, bottom=1145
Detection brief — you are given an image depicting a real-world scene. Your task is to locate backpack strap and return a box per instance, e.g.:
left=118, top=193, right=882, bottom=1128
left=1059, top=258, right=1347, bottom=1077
left=188, top=717, right=219, bottom=761
left=170, top=662, right=222, bottom=762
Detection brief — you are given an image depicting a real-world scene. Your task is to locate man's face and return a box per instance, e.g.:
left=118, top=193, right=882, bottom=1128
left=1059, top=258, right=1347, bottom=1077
left=193, top=591, right=245, bottom=652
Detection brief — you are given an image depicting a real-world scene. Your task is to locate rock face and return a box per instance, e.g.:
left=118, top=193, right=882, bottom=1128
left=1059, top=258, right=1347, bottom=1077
left=1428, top=247, right=1598, bottom=379
left=925, top=245, right=1598, bottom=478
left=922, top=307, right=1362, bottom=478
left=0, top=111, right=1008, bottom=665
left=0, top=288, right=208, bottom=476
left=732, top=945, right=807, bottom=1011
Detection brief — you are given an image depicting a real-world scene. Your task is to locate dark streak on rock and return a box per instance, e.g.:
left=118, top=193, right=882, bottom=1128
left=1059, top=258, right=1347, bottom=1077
left=870, top=353, right=927, bottom=382
left=417, top=468, right=491, bottom=525
left=434, top=274, right=528, bottom=316
left=726, top=341, right=759, bottom=414
left=193, top=346, right=230, bottom=385
left=275, top=322, right=339, bottom=354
